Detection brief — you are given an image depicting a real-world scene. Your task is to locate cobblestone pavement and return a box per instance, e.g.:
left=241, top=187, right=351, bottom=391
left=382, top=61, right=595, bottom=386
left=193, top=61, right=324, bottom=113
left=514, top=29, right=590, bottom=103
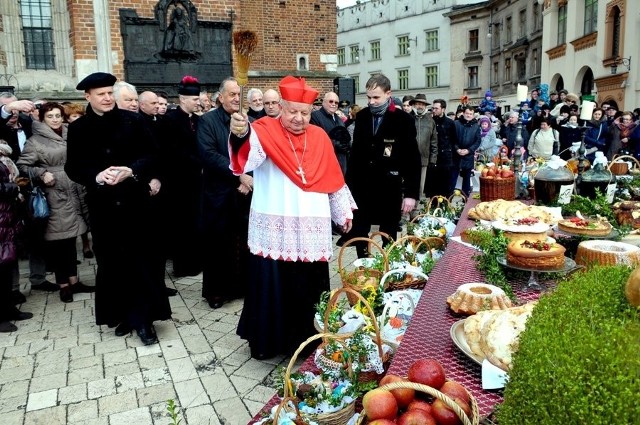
left=0, top=235, right=360, bottom=425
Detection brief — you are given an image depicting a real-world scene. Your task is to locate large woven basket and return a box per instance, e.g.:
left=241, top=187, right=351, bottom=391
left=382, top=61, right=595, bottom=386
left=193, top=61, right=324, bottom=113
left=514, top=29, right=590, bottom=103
left=479, top=175, right=516, bottom=201
left=284, top=333, right=356, bottom=425
left=316, top=287, right=392, bottom=383
left=355, top=380, right=480, bottom=425
left=338, top=237, right=388, bottom=305
left=608, top=154, right=640, bottom=176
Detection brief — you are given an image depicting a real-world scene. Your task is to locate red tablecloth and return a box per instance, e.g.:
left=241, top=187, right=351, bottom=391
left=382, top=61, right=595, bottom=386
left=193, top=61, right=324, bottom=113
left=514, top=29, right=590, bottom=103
left=251, top=198, right=542, bottom=423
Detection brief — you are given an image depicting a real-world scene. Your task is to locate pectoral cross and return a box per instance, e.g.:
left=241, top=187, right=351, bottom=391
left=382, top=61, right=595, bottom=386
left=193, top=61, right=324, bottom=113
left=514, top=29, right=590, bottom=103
left=296, top=166, right=307, bottom=184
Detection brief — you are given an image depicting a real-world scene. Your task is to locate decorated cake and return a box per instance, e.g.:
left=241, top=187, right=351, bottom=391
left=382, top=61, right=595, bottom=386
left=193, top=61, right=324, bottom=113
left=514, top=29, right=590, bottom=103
left=506, top=238, right=566, bottom=270
left=492, top=216, right=551, bottom=242
left=575, top=240, right=640, bottom=268
left=557, top=216, right=613, bottom=237
left=447, top=282, right=512, bottom=315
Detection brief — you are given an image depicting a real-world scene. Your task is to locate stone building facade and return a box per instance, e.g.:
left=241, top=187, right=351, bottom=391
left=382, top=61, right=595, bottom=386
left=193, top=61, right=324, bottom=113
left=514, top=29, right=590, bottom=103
left=0, top=0, right=339, bottom=101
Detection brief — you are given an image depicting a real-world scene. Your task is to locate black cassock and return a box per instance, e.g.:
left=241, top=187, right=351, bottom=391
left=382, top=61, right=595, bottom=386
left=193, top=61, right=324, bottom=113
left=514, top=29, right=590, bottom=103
left=65, top=105, right=171, bottom=328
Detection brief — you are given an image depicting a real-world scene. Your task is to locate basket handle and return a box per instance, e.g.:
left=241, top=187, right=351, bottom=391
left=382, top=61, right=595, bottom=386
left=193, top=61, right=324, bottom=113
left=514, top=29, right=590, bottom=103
left=338, top=237, right=388, bottom=273
left=388, top=235, right=433, bottom=266
left=273, top=396, right=304, bottom=424
left=376, top=381, right=478, bottom=425
left=368, top=231, right=394, bottom=251
left=425, top=196, right=451, bottom=216
left=609, top=154, right=640, bottom=170
left=410, top=213, right=447, bottom=225
left=323, top=287, right=385, bottom=362
left=284, top=333, right=350, bottom=399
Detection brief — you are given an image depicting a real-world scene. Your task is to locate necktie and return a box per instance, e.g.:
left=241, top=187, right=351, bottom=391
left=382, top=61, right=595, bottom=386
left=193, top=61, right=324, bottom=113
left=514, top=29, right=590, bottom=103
left=373, top=116, right=381, bottom=134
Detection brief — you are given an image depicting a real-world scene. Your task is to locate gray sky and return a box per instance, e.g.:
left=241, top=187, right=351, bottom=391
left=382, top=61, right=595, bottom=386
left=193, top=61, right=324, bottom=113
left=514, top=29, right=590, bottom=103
left=336, top=0, right=358, bottom=8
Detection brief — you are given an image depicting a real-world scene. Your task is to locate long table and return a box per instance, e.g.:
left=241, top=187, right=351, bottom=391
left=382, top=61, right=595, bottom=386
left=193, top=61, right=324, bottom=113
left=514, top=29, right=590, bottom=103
left=252, top=197, right=541, bottom=422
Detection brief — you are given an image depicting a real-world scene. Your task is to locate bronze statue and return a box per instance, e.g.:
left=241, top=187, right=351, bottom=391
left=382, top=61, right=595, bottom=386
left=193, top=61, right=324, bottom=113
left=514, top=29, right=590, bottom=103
left=155, top=0, right=197, bottom=53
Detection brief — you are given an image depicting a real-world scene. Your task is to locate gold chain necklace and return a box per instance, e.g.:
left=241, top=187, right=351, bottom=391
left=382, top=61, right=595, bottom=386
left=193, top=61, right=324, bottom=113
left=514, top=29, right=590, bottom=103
left=285, top=130, right=308, bottom=184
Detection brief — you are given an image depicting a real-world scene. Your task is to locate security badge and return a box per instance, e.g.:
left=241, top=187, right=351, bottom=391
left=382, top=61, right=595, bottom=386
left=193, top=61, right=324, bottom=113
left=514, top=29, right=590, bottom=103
left=383, top=139, right=395, bottom=157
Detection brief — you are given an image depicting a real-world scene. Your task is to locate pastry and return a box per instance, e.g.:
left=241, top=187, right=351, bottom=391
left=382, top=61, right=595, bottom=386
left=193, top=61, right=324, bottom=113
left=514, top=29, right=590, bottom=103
left=492, top=216, right=551, bottom=242
left=447, top=283, right=512, bottom=315
left=506, top=238, right=566, bottom=270
left=575, top=240, right=640, bottom=268
left=557, top=216, right=613, bottom=237
left=612, top=201, right=640, bottom=229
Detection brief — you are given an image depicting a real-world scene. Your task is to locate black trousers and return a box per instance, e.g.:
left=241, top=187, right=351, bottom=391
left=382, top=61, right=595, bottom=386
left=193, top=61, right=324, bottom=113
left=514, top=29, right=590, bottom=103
left=45, top=237, right=78, bottom=284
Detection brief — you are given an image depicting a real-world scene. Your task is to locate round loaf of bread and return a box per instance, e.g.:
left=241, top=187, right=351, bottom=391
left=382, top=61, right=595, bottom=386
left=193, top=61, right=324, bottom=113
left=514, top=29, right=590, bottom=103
left=506, top=239, right=566, bottom=270
left=575, top=240, right=640, bottom=268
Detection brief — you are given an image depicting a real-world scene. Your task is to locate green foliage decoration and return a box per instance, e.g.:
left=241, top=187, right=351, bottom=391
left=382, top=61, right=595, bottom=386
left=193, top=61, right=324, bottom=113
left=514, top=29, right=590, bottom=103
left=467, top=228, right=515, bottom=300
left=496, top=265, right=640, bottom=424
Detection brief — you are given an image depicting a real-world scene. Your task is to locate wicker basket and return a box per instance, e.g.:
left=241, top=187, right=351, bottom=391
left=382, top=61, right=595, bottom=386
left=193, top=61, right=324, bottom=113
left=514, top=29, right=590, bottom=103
left=608, top=154, right=640, bottom=176
left=380, top=267, right=429, bottom=292
left=377, top=288, right=418, bottom=349
left=479, top=175, right=516, bottom=201
left=316, top=287, right=392, bottom=383
left=338, top=237, right=388, bottom=305
left=284, top=333, right=356, bottom=425
left=355, top=381, right=480, bottom=425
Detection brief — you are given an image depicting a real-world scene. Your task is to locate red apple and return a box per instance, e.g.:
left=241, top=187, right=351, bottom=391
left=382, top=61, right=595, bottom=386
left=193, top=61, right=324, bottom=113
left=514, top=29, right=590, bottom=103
left=368, top=420, right=396, bottom=425
left=407, top=358, right=446, bottom=389
left=440, top=381, right=471, bottom=405
left=501, top=169, right=515, bottom=178
left=486, top=168, right=496, bottom=177
left=407, top=399, right=433, bottom=415
left=362, top=388, right=398, bottom=420
left=397, top=408, right=437, bottom=425
left=481, top=167, right=489, bottom=177
left=432, top=398, right=464, bottom=425
left=380, top=374, right=415, bottom=408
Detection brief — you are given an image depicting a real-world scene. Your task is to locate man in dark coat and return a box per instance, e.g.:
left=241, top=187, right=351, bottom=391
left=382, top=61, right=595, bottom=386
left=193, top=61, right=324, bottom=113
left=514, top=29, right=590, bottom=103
left=65, top=72, right=171, bottom=345
left=452, top=106, right=482, bottom=197
left=428, top=99, right=457, bottom=197
left=310, top=91, right=350, bottom=175
left=160, top=77, right=203, bottom=278
left=196, top=77, right=252, bottom=309
left=345, top=73, right=421, bottom=257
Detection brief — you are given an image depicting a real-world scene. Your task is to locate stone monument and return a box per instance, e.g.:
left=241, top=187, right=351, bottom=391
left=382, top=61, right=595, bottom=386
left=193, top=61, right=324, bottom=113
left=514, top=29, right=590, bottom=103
left=119, top=0, right=232, bottom=96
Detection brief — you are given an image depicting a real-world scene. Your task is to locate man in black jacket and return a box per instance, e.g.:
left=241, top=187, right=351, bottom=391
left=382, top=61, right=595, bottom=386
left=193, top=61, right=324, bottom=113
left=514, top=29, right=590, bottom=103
left=345, top=74, right=421, bottom=257
left=428, top=99, right=457, bottom=197
left=310, top=91, right=350, bottom=176
left=65, top=72, right=170, bottom=345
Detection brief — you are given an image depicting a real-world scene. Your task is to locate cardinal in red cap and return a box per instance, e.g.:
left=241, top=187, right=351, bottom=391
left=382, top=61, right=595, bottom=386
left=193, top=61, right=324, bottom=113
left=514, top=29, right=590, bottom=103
left=226, top=75, right=357, bottom=360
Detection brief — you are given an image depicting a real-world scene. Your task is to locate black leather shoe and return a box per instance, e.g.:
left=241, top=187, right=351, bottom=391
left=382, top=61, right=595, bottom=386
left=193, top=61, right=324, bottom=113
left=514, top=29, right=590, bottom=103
left=31, top=280, right=59, bottom=292
left=115, top=323, right=131, bottom=336
left=250, top=349, right=274, bottom=360
left=207, top=297, right=224, bottom=309
left=0, top=322, right=18, bottom=333
left=165, top=287, right=178, bottom=297
left=71, top=282, right=96, bottom=293
left=83, top=250, right=94, bottom=259
left=9, top=308, right=33, bottom=321
left=136, top=325, right=158, bottom=345
left=11, top=290, right=26, bottom=305
left=59, top=286, right=73, bottom=303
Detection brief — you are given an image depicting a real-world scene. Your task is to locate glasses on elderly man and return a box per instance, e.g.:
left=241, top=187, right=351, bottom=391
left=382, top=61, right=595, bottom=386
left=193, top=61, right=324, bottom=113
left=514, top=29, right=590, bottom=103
left=327, top=100, right=339, bottom=104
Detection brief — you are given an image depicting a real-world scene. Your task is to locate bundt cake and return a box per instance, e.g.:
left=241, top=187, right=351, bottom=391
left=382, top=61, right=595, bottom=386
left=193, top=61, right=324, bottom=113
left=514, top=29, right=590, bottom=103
left=447, top=282, right=512, bottom=315
left=575, top=240, right=640, bottom=268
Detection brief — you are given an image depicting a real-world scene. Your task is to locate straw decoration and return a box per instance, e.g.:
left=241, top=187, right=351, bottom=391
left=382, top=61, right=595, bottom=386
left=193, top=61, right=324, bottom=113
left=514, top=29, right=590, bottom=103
left=233, top=30, right=258, bottom=87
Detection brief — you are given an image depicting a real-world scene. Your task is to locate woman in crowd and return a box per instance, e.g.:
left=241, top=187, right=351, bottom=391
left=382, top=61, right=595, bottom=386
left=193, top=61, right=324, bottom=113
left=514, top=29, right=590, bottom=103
left=0, top=143, right=32, bottom=332
left=583, top=107, right=609, bottom=162
left=558, top=114, right=582, bottom=160
left=63, top=103, right=93, bottom=260
left=476, top=115, right=501, bottom=161
left=17, top=102, right=92, bottom=303
left=607, top=110, right=637, bottom=160
left=528, top=117, right=559, bottom=160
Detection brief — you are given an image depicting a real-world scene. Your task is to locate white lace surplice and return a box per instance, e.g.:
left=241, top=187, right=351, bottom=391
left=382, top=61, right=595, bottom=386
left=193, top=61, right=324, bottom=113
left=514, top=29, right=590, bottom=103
left=232, top=130, right=356, bottom=262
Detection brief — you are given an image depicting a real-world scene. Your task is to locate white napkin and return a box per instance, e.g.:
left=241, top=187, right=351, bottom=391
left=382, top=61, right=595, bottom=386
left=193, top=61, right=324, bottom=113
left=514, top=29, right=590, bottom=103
left=481, top=359, right=509, bottom=389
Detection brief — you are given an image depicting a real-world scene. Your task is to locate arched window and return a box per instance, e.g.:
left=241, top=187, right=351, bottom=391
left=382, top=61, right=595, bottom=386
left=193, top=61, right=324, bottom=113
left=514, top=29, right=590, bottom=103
left=611, top=7, right=621, bottom=58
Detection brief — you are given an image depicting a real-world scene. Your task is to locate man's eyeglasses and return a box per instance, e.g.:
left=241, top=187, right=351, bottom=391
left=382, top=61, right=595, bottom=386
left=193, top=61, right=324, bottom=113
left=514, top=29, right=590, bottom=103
left=327, top=100, right=339, bottom=104
left=264, top=101, right=279, bottom=106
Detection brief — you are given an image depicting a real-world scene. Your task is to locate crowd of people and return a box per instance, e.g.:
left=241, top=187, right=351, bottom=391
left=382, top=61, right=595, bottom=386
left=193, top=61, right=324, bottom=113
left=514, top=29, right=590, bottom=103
left=3, top=73, right=640, bottom=356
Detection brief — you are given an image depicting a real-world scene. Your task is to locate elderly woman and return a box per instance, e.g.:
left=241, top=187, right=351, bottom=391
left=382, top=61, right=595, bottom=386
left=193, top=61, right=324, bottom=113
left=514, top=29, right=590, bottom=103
left=528, top=117, right=559, bottom=160
left=17, top=102, right=92, bottom=303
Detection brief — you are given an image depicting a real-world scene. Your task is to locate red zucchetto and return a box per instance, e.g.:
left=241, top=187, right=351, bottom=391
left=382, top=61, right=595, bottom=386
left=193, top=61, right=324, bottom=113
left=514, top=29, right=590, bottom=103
left=278, top=76, right=319, bottom=105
